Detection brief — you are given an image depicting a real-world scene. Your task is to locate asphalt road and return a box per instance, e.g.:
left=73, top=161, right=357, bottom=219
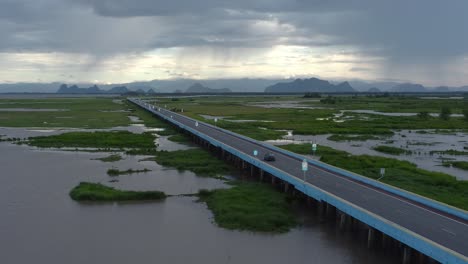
left=133, top=100, right=468, bottom=258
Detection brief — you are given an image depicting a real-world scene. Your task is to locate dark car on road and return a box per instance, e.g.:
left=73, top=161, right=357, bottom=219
left=264, top=152, right=276, bottom=161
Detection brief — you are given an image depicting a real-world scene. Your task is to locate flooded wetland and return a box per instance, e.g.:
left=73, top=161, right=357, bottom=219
left=1, top=95, right=467, bottom=264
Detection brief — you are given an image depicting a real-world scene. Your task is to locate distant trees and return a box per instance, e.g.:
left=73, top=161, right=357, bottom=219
left=320, top=96, right=336, bottom=104
left=439, top=106, right=452, bottom=120
left=303, top=92, right=321, bottom=98
left=463, top=107, right=468, bottom=121
left=417, top=111, right=430, bottom=120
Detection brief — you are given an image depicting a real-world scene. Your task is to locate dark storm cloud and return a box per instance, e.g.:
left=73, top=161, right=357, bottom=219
left=0, top=0, right=467, bottom=68
left=74, top=0, right=468, bottom=62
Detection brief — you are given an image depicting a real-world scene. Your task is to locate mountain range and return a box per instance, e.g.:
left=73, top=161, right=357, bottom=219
left=185, top=83, right=232, bottom=93
left=1, top=78, right=467, bottom=93
left=264, top=78, right=355, bottom=93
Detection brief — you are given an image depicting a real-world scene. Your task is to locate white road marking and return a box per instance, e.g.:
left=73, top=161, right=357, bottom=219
left=442, top=228, right=456, bottom=236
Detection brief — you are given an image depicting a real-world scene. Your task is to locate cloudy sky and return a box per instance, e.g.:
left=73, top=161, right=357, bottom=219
left=1, top=0, right=467, bottom=86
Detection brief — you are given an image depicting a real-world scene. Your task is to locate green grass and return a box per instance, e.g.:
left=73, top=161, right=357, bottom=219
left=27, top=131, right=156, bottom=149
left=93, top=154, right=122, bottom=162
left=280, top=143, right=468, bottom=210
left=150, top=95, right=468, bottom=138
left=443, top=161, right=468, bottom=171
left=199, top=181, right=297, bottom=232
left=0, top=98, right=132, bottom=128
left=69, top=182, right=166, bottom=201
left=373, top=145, right=409, bottom=155
left=430, top=149, right=468, bottom=156
left=107, top=168, right=151, bottom=176
left=149, top=149, right=231, bottom=177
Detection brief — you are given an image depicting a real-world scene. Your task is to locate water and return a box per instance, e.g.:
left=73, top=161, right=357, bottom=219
left=343, top=109, right=464, bottom=117
left=248, top=100, right=324, bottom=110
left=267, top=129, right=468, bottom=180
left=0, top=108, right=69, bottom=112
left=0, top=138, right=400, bottom=264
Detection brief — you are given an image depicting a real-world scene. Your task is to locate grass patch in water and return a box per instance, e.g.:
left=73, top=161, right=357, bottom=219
left=280, top=143, right=468, bottom=210
left=28, top=131, right=156, bottom=149
left=198, top=181, right=297, bottom=232
left=93, top=154, right=122, bottom=162
left=430, top=149, right=468, bottom=156
left=443, top=161, right=468, bottom=171
left=328, top=134, right=382, bottom=141
left=107, top=168, right=151, bottom=176
left=149, top=148, right=231, bottom=177
left=70, top=182, right=166, bottom=201
left=373, top=145, right=409, bottom=155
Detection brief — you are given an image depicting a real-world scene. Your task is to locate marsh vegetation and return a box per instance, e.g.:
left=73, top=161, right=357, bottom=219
left=198, top=181, right=297, bottom=232
left=70, top=182, right=166, bottom=201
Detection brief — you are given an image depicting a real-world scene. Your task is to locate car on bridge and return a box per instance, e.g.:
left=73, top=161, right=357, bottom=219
left=263, top=152, right=276, bottom=161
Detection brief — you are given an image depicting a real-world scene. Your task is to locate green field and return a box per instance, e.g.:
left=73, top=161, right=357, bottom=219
left=149, top=95, right=468, bottom=138
left=0, top=97, right=175, bottom=131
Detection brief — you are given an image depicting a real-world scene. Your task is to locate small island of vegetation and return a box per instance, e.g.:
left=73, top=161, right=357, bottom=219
left=198, top=182, right=297, bottom=233
left=70, top=182, right=166, bottom=201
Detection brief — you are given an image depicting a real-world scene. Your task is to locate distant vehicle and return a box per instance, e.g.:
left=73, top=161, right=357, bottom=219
left=264, top=152, right=276, bottom=161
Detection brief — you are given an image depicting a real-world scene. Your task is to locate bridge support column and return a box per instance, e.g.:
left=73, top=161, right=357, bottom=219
left=326, top=203, right=335, bottom=219
left=367, top=227, right=375, bottom=248
left=250, top=164, right=254, bottom=177
left=381, top=233, right=387, bottom=249
left=339, top=212, right=347, bottom=230
left=402, top=246, right=411, bottom=264
left=271, top=176, right=276, bottom=185
left=260, top=169, right=264, bottom=181
left=284, top=182, right=290, bottom=193
left=317, top=201, right=326, bottom=220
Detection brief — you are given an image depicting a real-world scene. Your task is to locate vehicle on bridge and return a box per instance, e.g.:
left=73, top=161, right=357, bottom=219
left=263, top=152, right=276, bottom=161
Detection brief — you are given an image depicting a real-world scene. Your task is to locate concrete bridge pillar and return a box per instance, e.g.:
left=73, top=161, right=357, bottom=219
left=260, top=169, right=264, bottom=181
left=402, top=246, right=411, bottom=264
left=284, top=182, right=290, bottom=193
left=318, top=201, right=326, bottom=220
left=326, top=203, right=335, bottom=219
left=367, top=227, right=375, bottom=248
left=250, top=164, right=254, bottom=177
left=339, top=212, right=347, bottom=230
left=381, top=233, right=387, bottom=249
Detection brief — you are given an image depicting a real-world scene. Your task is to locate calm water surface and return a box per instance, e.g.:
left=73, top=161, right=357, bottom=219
left=0, top=140, right=401, bottom=264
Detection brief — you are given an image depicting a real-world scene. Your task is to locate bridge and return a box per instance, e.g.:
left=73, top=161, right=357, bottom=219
left=129, top=98, right=468, bottom=264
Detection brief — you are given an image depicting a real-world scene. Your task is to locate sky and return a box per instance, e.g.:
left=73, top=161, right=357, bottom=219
left=0, top=0, right=468, bottom=86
